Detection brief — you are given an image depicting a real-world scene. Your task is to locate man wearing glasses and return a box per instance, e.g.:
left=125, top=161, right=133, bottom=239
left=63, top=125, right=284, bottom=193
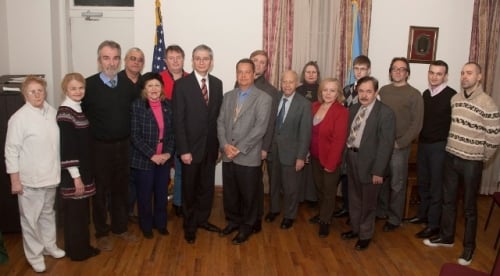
left=377, top=57, right=424, bottom=232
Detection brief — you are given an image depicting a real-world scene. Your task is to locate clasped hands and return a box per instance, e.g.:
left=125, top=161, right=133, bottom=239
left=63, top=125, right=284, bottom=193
left=224, top=144, right=240, bottom=160
left=151, top=153, right=171, bottom=165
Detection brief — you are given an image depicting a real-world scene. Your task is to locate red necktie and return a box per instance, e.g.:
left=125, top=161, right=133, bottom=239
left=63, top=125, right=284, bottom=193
left=201, top=78, right=208, bottom=105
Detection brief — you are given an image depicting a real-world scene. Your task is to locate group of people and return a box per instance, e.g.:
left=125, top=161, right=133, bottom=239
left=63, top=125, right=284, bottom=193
left=4, top=38, right=500, bottom=273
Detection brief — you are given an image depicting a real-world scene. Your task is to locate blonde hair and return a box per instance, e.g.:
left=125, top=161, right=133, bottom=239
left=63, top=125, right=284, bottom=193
left=61, top=73, right=85, bottom=96
left=317, top=78, right=344, bottom=103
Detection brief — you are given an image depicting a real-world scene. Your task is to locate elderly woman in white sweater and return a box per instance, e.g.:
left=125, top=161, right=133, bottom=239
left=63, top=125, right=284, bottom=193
left=4, top=76, right=64, bottom=273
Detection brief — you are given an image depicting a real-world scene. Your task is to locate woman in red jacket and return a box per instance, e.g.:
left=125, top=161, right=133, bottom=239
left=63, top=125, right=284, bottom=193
left=309, top=78, right=349, bottom=237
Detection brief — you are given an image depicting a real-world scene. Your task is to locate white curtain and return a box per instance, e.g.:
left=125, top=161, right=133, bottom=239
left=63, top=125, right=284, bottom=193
left=292, top=1, right=341, bottom=81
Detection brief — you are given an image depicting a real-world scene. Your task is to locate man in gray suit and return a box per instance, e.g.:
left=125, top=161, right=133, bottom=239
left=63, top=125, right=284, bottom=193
left=341, top=76, right=396, bottom=250
left=265, top=70, right=312, bottom=229
left=217, top=58, right=272, bottom=245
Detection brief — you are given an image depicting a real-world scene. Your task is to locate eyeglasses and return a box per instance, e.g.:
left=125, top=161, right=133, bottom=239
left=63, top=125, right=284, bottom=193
left=390, top=67, right=408, bottom=73
left=194, top=57, right=211, bottom=63
left=27, top=90, right=45, bottom=96
left=128, top=56, right=144, bottom=63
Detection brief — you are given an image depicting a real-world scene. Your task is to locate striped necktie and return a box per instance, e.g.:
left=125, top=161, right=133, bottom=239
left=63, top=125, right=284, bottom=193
left=347, top=106, right=367, bottom=146
left=201, top=78, right=208, bottom=105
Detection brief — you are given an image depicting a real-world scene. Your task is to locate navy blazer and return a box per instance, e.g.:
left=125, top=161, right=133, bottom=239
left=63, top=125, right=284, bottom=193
left=130, top=99, right=175, bottom=170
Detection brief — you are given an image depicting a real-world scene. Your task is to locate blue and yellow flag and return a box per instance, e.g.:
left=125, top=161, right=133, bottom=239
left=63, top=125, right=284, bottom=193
left=348, top=0, right=362, bottom=84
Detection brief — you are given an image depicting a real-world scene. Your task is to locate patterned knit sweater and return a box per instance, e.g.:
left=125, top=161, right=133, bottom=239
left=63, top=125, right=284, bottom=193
left=446, top=87, right=500, bottom=161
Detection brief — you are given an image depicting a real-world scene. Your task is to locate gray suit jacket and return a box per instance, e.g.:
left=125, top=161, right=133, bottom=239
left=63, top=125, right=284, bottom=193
left=349, top=100, right=396, bottom=183
left=217, top=85, right=272, bottom=167
left=270, top=92, right=312, bottom=166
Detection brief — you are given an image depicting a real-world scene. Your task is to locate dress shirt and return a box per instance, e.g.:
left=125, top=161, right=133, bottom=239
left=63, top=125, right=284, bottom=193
left=277, top=92, right=296, bottom=121
left=194, top=71, right=210, bottom=99
left=99, top=72, right=118, bottom=88
left=350, top=100, right=376, bottom=148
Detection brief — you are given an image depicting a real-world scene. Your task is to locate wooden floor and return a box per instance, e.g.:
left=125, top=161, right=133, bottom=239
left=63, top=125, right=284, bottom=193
left=1, top=193, right=498, bottom=276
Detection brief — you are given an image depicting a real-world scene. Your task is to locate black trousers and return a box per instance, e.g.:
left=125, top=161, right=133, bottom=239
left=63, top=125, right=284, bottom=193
left=222, top=162, right=261, bottom=234
left=181, top=152, right=217, bottom=234
left=92, top=138, right=130, bottom=238
left=63, top=197, right=95, bottom=260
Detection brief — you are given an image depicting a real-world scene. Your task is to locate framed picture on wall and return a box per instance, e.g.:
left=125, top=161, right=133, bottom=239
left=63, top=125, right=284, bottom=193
left=407, top=26, right=439, bottom=63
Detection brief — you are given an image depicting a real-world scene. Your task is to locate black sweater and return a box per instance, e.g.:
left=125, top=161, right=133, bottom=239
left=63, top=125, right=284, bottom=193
left=418, top=86, right=457, bottom=143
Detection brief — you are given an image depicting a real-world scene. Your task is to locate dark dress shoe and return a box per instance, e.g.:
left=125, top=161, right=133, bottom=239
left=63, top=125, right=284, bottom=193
left=157, top=228, right=169, bottom=235
left=306, top=200, right=318, bottom=208
left=232, top=231, right=251, bottom=245
left=173, top=205, right=183, bottom=217
left=198, top=222, right=221, bottom=233
left=333, top=209, right=349, bottom=218
left=341, top=230, right=359, bottom=240
left=383, top=221, right=400, bottom=232
left=318, top=223, right=329, bottom=238
left=423, top=236, right=454, bottom=247
left=355, top=239, right=371, bottom=250
left=265, top=212, right=280, bottom=222
left=143, top=231, right=154, bottom=239
left=415, top=227, right=439, bottom=239
left=252, top=220, right=262, bottom=233
left=220, top=224, right=239, bottom=237
left=280, top=218, right=294, bottom=229
left=404, top=216, right=427, bottom=224
left=184, top=232, right=196, bottom=244
left=308, top=215, right=320, bottom=224
left=376, top=215, right=388, bottom=220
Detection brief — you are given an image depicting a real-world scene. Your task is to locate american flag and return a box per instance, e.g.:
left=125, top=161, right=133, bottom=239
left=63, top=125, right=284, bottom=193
left=152, top=0, right=167, bottom=72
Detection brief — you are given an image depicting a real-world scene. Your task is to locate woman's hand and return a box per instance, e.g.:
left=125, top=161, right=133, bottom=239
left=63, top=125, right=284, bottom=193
left=74, top=177, right=84, bottom=196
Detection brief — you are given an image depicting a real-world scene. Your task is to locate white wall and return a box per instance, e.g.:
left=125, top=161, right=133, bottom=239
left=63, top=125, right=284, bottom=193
left=369, top=0, right=474, bottom=92
left=135, top=0, right=263, bottom=92
left=0, top=0, right=9, bottom=75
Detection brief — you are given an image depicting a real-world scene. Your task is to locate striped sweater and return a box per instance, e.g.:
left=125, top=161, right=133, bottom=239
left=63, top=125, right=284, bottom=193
left=446, top=87, right=500, bottom=161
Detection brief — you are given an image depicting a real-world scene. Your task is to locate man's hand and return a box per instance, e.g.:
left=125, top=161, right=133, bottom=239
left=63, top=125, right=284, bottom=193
left=372, top=175, right=384, bottom=185
left=181, top=153, right=193, bottom=165
left=261, top=150, right=268, bottom=160
left=295, top=159, right=305, bottom=171
left=224, top=144, right=240, bottom=160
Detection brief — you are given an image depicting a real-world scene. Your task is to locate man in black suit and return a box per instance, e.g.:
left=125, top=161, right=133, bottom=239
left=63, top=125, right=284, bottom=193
left=341, top=76, right=395, bottom=250
left=172, top=44, right=223, bottom=244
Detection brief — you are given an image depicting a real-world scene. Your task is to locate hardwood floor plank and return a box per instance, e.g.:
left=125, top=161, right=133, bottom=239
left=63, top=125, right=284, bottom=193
left=0, top=194, right=497, bottom=275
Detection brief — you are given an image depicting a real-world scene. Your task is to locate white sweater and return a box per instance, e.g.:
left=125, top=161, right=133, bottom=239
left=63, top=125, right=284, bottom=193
left=4, top=102, right=60, bottom=188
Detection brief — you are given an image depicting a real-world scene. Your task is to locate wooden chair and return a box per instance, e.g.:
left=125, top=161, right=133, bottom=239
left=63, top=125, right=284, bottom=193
left=484, top=191, right=500, bottom=249
left=404, top=141, right=419, bottom=218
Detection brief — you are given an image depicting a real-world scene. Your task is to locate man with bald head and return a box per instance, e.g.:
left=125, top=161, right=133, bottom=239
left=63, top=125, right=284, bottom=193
left=265, top=70, right=312, bottom=229
left=424, top=62, right=500, bottom=266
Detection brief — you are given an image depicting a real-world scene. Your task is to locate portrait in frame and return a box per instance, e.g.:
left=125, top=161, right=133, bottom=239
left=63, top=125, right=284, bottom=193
left=407, top=26, right=439, bottom=63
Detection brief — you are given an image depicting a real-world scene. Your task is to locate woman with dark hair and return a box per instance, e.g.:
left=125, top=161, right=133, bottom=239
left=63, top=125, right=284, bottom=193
left=57, top=73, right=99, bottom=261
left=309, top=78, right=348, bottom=237
left=296, top=61, right=321, bottom=207
left=130, top=72, right=175, bottom=238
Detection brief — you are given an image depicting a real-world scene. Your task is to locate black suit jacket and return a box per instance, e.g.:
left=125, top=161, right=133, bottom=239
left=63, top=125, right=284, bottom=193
left=172, top=72, right=223, bottom=163
left=349, top=100, right=396, bottom=183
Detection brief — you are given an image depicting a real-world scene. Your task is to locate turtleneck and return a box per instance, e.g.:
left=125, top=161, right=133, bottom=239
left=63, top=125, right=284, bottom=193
left=61, top=96, right=82, bottom=112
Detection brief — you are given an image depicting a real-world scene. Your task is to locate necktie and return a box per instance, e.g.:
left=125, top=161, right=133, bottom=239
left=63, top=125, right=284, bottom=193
left=347, top=106, right=367, bottom=146
left=345, top=84, right=355, bottom=107
left=109, top=79, right=117, bottom=88
left=276, top=98, right=288, bottom=129
left=201, top=78, right=208, bottom=105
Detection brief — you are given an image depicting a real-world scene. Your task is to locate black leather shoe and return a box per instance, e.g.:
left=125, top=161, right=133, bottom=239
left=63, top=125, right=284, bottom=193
left=143, top=231, right=153, bottom=239
left=265, top=212, right=280, bottom=222
left=415, top=227, right=439, bottom=239
left=376, top=215, right=388, bottom=220
left=404, top=216, right=427, bottom=224
left=318, top=223, right=329, bottom=238
left=280, top=218, right=294, bottom=229
left=232, top=231, right=251, bottom=245
left=198, top=222, right=221, bottom=233
left=220, top=224, right=239, bottom=237
left=341, top=230, right=359, bottom=240
left=383, top=221, right=400, bottom=232
left=308, top=215, right=320, bottom=224
left=252, top=220, right=262, bottom=233
left=184, top=232, right=196, bottom=244
left=423, top=237, right=454, bottom=247
left=173, top=205, right=183, bottom=217
left=333, top=209, right=349, bottom=218
left=157, top=228, right=169, bottom=235
left=355, top=238, right=371, bottom=250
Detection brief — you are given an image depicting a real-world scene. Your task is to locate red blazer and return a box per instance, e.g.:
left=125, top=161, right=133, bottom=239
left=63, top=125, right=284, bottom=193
left=311, top=101, right=348, bottom=171
left=160, top=70, right=189, bottom=100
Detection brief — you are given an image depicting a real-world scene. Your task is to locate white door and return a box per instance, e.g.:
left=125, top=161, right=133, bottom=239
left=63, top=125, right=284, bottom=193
left=68, top=1, right=134, bottom=78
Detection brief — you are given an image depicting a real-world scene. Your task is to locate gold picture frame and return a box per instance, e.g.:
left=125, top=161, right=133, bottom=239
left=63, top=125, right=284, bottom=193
left=407, top=26, right=439, bottom=63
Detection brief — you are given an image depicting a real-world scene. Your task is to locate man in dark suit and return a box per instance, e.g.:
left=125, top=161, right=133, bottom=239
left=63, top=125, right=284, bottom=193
left=217, top=58, right=272, bottom=244
left=172, top=44, right=223, bottom=244
left=341, top=76, right=395, bottom=250
left=265, top=70, right=312, bottom=229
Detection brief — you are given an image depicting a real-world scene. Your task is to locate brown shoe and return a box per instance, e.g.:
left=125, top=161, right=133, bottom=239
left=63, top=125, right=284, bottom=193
left=97, top=236, right=113, bottom=251
left=113, top=231, right=138, bottom=242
